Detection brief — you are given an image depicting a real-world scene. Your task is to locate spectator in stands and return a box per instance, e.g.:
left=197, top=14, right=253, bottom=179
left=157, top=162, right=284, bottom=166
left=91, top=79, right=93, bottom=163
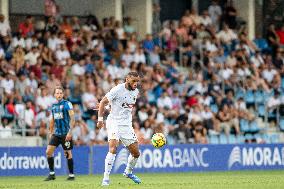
left=24, top=101, right=35, bottom=136
left=0, top=117, right=13, bottom=138
left=208, top=0, right=222, bottom=31
left=276, top=24, right=284, bottom=47
left=0, top=14, right=11, bottom=38
left=1, top=3, right=284, bottom=145
left=223, top=0, right=237, bottom=29
left=218, top=104, right=239, bottom=136
left=18, top=16, right=34, bottom=38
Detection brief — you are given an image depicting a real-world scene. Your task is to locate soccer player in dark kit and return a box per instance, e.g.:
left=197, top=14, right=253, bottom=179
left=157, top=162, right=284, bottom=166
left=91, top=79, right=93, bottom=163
left=44, top=86, right=75, bottom=181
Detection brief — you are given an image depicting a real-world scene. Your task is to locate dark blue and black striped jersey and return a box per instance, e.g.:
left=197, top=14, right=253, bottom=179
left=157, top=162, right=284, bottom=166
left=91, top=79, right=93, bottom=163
left=51, top=99, right=73, bottom=136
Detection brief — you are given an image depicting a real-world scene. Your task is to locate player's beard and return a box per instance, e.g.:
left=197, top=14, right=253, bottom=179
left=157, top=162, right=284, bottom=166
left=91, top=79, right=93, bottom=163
left=126, top=82, right=135, bottom=91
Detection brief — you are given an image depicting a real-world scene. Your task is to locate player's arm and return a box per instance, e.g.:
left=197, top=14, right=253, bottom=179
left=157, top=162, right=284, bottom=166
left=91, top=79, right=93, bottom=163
left=66, top=109, right=75, bottom=140
left=97, top=96, right=109, bottom=129
left=49, top=116, right=54, bottom=139
left=66, top=101, right=75, bottom=141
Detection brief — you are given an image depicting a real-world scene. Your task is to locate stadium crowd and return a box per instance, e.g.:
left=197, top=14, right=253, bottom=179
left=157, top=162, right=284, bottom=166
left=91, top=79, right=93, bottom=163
left=0, top=0, right=284, bottom=145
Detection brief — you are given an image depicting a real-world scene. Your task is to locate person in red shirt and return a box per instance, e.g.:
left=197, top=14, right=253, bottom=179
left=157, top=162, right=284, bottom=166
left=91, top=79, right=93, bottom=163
left=276, top=25, right=284, bottom=45
left=50, top=61, right=64, bottom=80
left=60, top=17, right=73, bottom=38
left=186, top=93, right=199, bottom=107
left=18, top=16, right=34, bottom=37
left=30, top=57, right=43, bottom=80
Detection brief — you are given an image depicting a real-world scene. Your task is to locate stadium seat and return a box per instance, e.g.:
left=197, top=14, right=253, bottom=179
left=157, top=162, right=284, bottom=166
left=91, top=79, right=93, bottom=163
left=245, top=133, right=254, bottom=140
left=262, top=133, right=271, bottom=143
left=240, top=119, right=250, bottom=132
left=209, top=135, right=219, bottom=144
left=270, top=133, right=280, bottom=143
left=235, top=88, right=245, bottom=100
left=210, top=104, right=219, bottom=114
left=279, top=118, right=284, bottom=131
left=236, top=135, right=245, bottom=143
left=257, top=104, right=266, bottom=117
left=253, top=38, right=271, bottom=52
left=219, top=134, right=228, bottom=144
left=245, top=90, right=255, bottom=104
left=268, top=111, right=276, bottom=120
left=254, top=90, right=264, bottom=104
left=249, top=121, right=260, bottom=132
left=228, top=134, right=237, bottom=144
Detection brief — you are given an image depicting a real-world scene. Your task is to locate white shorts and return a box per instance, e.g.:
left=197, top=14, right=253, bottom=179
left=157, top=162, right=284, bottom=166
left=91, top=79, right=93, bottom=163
left=106, top=118, right=138, bottom=147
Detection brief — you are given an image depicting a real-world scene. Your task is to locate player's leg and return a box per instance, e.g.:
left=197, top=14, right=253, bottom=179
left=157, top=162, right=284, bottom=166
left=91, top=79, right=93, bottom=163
left=125, top=142, right=140, bottom=174
left=62, top=138, right=75, bottom=180
left=44, top=135, right=59, bottom=181
left=102, top=139, right=119, bottom=186
left=123, top=142, right=141, bottom=184
left=64, top=150, right=75, bottom=180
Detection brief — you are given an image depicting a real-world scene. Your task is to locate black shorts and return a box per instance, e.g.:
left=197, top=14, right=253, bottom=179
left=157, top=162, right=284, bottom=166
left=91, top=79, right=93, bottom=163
left=49, top=134, right=73, bottom=150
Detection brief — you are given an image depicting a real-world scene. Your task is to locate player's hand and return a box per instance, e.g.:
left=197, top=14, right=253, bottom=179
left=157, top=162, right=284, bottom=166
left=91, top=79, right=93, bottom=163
left=93, top=103, right=100, bottom=110
left=65, top=132, right=72, bottom=141
left=97, top=121, right=104, bottom=129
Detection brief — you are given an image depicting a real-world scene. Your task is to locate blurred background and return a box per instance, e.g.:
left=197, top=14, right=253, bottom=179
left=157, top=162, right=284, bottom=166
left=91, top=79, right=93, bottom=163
left=0, top=0, right=284, bottom=148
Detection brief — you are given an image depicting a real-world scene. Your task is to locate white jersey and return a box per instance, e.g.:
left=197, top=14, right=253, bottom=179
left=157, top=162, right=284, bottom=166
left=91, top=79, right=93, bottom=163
left=105, top=83, right=139, bottom=125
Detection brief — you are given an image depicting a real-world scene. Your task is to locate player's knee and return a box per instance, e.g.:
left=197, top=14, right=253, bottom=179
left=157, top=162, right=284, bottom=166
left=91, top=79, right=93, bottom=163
left=64, top=151, right=72, bottom=159
left=46, top=149, right=52, bottom=157
left=132, top=151, right=140, bottom=158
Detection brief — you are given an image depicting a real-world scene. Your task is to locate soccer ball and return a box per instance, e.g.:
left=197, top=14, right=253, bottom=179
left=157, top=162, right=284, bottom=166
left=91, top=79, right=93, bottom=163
left=151, top=133, right=166, bottom=148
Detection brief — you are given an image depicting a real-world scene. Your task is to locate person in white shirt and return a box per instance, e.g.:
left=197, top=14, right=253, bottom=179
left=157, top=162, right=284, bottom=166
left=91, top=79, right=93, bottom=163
left=216, top=25, right=237, bottom=45
left=48, top=33, right=62, bottom=51
left=261, top=65, right=277, bottom=83
left=1, top=72, right=15, bottom=95
left=36, top=87, right=56, bottom=111
left=149, top=46, right=160, bottom=65
left=267, top=90, right=281, bottom=110
left=0, top=47, right=5, bottom=60
left=55, top=44, right=70, bottom=66
left=0, top=14, right=11, bottom=37
left=107, top=58, right=120, bottom=79
left=71, top=59, right=85, bottom=76
left=219, top=64, right=234, bottom=80
left=12, top=35, right=26, bottom=48
left=157, top=92, right=173, bottom=109
left=24, top=101, right=35, bottom=135
left=250, top=51, right=264, bottom=67
left=24, top=47, right=40, bottom=66
left=0, top=118, right=12, bottom=138
left=97, top=72, right=141, bottom=186
left=117, top=60, right=130, bottom=79
left=121, top=48, right=134, bottom=66
left=208, top=0, right=222, bottom=31
left=200, top=10, right=212, bottom=27
left=82, top=85, right=97, bottom=112
left=133, top=47, right=146, bottom=64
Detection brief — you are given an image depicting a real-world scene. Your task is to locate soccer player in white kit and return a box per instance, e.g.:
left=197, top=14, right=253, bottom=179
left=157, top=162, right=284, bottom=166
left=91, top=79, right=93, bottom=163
left=97, top=72, right=141, bottom=186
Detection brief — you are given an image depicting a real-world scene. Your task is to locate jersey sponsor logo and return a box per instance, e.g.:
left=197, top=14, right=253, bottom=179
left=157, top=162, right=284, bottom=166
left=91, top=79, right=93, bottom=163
left=54, top=112, right=63, bottom=119
left=60, top=105, right=64, bottom=109
left=122, top=102, right=135, bottom=109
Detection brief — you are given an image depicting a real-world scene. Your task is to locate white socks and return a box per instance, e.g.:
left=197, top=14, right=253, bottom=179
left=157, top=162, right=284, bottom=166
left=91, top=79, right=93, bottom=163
left=124, top=155, right=138, bottom=174
left=103, top=152, right=116, bottom=180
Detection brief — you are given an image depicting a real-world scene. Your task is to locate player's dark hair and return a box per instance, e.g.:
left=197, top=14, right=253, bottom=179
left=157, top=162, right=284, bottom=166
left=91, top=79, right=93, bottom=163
left=53, top=86, right=64, bottom=94
left=127, top=72, right=139, bottom=78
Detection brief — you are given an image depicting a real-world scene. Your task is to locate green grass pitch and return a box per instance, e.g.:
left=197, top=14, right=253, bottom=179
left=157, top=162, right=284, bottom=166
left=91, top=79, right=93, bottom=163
left=0, top=171, right=284, bottom=189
